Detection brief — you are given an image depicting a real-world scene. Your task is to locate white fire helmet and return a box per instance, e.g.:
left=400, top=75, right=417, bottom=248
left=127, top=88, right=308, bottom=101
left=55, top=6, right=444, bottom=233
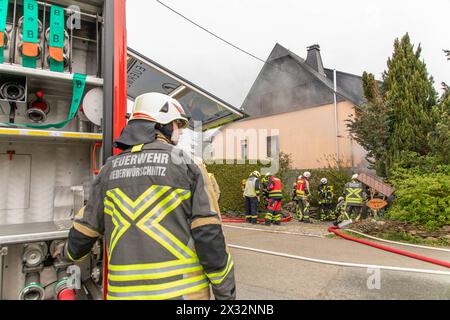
left=303, top=172, right=311, bottom=179
left=320, top=178, right=328, bottom=185
left=352, top=174, right=359, bottom=181
left=130, top=92, right=189, bottom=129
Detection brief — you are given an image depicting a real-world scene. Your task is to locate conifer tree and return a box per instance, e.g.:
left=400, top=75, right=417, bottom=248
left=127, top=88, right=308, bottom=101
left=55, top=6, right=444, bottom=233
left=348, top=72, right=390, bottom=176
left=383, top=33, right=437, bottom=159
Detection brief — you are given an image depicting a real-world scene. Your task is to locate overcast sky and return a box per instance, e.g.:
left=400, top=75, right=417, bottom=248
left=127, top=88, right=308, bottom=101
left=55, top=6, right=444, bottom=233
left=126, top=0, right=450, bottom=108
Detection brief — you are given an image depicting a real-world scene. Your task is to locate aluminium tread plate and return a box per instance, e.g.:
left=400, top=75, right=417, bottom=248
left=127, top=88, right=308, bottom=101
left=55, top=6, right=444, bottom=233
left=0, top=221, right=72, bottom=245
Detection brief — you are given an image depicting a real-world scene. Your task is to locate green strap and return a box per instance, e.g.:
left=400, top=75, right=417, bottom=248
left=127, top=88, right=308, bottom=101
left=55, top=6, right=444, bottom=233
left=1, top=74, right=87, bottom=129
left=0, top=0, right=9, bottom=64
left=22, top=0, right=38, bottom=68
left=49, top=5, right=64, bottom=72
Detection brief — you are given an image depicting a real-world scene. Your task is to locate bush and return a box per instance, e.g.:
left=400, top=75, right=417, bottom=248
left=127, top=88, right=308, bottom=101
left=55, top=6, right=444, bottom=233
left=388, top=152, right=450, bottom=230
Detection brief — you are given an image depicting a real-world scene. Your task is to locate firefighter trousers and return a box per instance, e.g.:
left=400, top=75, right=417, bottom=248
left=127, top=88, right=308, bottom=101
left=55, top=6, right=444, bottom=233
left=265, top=199, right=282, bottom=226
left=245, top=197, right=259, bottom=224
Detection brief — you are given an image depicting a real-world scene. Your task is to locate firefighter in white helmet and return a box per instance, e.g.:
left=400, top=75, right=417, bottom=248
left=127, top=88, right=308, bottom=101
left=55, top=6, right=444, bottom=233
left=292, top=172, right=312, bottom=223
left=343, top=173, right=367, bottom=221
left=56, top=93, right=236, bottom=300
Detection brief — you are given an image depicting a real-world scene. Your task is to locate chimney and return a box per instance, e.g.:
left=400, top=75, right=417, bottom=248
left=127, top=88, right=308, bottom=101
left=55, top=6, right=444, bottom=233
left=305, top=44, right=326, bottom=76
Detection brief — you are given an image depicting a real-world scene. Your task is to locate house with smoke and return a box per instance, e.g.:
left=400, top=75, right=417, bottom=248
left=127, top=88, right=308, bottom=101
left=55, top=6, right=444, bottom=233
left=209, top=43, right=369, bottom=170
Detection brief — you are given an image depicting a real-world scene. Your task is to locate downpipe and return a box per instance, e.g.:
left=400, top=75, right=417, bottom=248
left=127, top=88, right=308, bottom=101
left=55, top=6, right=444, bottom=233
left=329, top=226, right=450, bottom=269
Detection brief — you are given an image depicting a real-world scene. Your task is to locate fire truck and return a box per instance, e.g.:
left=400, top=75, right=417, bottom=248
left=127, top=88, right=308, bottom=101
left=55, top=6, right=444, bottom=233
left=0, top=0, right=244, bottom=300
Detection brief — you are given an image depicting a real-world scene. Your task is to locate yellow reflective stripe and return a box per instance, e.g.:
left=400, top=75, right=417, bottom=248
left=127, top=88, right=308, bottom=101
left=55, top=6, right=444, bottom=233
left=136, top=189, right=193, bottom=259
left=105, top=186, right=193, bottom=262
left=109, top=259, right=200, bottom=271
left=108, top=275, right=207, bottom=293
left=67, top=250, right=90, bottom=263
left=107, top=191, right=135, bottom=220
left=112, top=186, right=171, bottom=219
left=153, top=189, right=191, bottom=224
left=108, top=266, right=203, bottom=282
left=106, top=282, right=209, bottom=300
left=138, top=225, right=187, bottom=260
left=206, top=254, right=234, bottom=285
left=137, top=191, right=177, bottom=224
left=132, top=144, right=144, bottom=153
left=109, top=207, right=131, bottom=256
left=154, top=223, right=196, bottom=258
left=104, top=208, right=113, bottom=217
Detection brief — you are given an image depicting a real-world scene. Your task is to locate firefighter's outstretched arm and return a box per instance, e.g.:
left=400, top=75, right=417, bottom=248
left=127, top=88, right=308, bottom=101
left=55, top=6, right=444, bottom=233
left=61, top=168, right=107, bottom=262
left=189, top=163, right=236, bottom=300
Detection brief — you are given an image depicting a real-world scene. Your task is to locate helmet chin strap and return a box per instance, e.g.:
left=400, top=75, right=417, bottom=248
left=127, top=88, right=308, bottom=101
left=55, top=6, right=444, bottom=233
left=156, top=123, right=176, bottom=145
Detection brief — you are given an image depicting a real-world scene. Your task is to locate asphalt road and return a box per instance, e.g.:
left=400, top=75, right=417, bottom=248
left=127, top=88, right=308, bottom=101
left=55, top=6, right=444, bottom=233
left=223, top=223, right=450, bottom=300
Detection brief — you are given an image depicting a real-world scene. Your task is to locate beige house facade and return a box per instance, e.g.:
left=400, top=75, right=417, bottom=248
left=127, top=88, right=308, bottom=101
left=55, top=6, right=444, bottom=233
left=207, top=43, right=369, bottom=171
left=210, top=100, right=368, bottom=170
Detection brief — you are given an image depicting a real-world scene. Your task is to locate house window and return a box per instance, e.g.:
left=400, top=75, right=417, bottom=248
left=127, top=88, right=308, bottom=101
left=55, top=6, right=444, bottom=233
left=241, top=140, right=248, bottom=160
left=267, top=136, right=279, bottom=158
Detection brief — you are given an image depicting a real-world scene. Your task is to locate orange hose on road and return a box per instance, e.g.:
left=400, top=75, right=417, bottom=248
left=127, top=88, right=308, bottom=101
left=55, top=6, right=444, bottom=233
left=329, top=226, right=450, bottom=269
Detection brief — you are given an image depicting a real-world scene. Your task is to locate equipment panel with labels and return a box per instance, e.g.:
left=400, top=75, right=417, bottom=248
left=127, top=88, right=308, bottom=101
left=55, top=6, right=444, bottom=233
left=0, top=0, right=111, bottom=301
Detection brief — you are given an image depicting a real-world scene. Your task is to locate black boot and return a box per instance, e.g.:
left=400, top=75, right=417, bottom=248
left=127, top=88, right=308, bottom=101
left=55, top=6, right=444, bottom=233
left=265, top=220, right=272, bottom=226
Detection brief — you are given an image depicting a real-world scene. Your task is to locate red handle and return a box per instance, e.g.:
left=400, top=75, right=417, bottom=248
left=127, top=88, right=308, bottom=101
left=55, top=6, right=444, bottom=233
left=92, top=142, right=102, bottom=175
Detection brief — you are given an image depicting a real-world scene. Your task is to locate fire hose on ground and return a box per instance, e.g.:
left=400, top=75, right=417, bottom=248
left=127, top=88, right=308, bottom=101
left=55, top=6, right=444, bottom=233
left=328, top=226, right=450, bottom=269
left=222, top=213, right=293, bottom=224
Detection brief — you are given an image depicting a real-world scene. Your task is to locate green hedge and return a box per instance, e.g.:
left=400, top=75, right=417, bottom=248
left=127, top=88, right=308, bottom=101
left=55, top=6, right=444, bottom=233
left=206, top=161, right=271, bottom=213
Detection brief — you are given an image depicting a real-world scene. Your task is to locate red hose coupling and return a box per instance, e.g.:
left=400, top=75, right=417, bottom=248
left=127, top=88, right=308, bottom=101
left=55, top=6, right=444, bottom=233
left=58, top=288, right=77, bottom=300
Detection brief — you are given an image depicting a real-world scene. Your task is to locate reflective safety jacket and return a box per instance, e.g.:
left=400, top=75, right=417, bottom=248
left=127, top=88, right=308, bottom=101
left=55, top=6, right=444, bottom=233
left=241, top=179, right=247, bottom=193
left=243, top=176, right=260, bottom=198
left=64, top=139, right=236, bottom=300
left=294, top=177, right=310, bottom=197
left=318, top=185, right=334, bottom=204
left=267, top=177, right=283, bottom=200
left=344, top=180, right=364, bottom=206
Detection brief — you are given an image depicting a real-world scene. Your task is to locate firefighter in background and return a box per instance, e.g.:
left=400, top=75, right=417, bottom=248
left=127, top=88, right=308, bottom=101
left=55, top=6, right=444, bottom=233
left=333, top=196, right=350, bottom=226
left=54, top=93, right=236, bottom=300
left=343, top=174, right=367, bottom=221
left=292, top=171, right=312, bottom=223
left=265, top=174, right=283, bottom=226
left=318, top=178, right=335, bottom=221
left=261, top=172, right=271, bottom=207
left=244, top=171, right=261, bottom=224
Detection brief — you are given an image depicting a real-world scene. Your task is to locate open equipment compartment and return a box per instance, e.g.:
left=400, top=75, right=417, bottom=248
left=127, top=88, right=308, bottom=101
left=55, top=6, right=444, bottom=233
left=0, top=0, right=126, bottom=301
